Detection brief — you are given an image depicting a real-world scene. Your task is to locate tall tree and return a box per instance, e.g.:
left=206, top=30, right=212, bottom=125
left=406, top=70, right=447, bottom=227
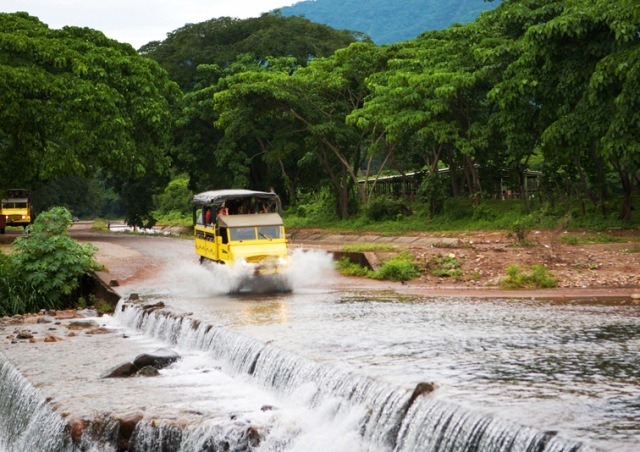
left=491, top=0, right=640, bottom=220
left=0, top=13, right=180, bottom=226
left=215, top=43, right=389, bottom=217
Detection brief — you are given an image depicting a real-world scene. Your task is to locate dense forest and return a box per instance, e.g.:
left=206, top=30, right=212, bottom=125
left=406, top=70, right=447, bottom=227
left=278, top=0, right=503, bottom=44
left=1, top=0, right=639, bottom=228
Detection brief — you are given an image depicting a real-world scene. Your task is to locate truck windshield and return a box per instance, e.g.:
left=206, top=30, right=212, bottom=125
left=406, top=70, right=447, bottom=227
left=257, top=225, right=281, bottom=240
left=229, top=225, right=282, bottom=241
left=2, top=202, right=27, bottom=209
left=229, top=227, right=256, bottom=241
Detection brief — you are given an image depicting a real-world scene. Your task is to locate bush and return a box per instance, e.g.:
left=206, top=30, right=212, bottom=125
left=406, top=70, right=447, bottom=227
left=443, top=198, right=474, bottom=221
left=11, top=207, right=102, bottom=309
left=153, top=174, right=193, bottom=216
left=0, top=253, right=46, bottom=316
left=291, top=187, right=338, bottom=222
left=363, top=196, right=404, bottom=221
left=373, top=252, right=422, bottom=281
left=418, top=173, right=446, bottom=217
left=335, top=252, right=421, bottom=282
left=472, top=204, right=496, bottom=221
left=500, top=264, right=558, bottom=289
left=335, top=257, right=371, bottom=277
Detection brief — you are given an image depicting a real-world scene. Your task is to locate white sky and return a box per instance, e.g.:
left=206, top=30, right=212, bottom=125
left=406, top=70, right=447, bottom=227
left=0, top=1, right=300, bottom=49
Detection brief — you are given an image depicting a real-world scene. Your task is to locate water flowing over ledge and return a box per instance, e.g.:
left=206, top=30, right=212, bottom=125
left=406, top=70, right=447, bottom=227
left=110, top=300, right=588, bottom=451
left=0, top=298, right=590, bottom=451
left=0, top=355, right=67, bottom=451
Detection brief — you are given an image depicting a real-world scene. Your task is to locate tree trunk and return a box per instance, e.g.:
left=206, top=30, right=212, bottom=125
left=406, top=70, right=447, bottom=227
left=464, top=155, right=480, bottom=206
left=617, top=168, right=633, bottom=222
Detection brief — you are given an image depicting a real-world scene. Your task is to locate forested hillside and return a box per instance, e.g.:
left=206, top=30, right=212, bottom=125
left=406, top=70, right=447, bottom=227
left=277, top=0, right=503, bottom=44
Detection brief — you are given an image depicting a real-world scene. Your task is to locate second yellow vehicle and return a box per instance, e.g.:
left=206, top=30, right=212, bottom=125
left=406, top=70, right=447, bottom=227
left=0, top=189, right=32, bottom=234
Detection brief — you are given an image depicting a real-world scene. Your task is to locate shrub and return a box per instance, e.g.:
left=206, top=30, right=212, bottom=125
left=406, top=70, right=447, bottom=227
left=500, top=264, right=558, bottom=289
left=292, top=187, right=338, bottom=222
left=335, top=257, right=371, bottom=277
left=418, top=173, right=446, bottom=217
left=443, top=198, right=474, bottom=221
left=373, top=252, right=422, bottom=281
left=335, top=252, right=421, bottom=282
left=153, top=174, right=193, bottom=216
left=0, top=253, right=47, bottom=316
left=12, top=207, right=102, bottom=309
left=508, top=216, right=535, bottom=246
left=472, top=204, right=496, bottom=221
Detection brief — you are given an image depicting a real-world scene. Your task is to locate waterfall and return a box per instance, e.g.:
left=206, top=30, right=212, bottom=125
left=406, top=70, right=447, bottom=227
left=394, top=396, right=584, bottom=452
left=114, top=301, right=587, bottom=451
left=0, top=353, right=68, bottom=451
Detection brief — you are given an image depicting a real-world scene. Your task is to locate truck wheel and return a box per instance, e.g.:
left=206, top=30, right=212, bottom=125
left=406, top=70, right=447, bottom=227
left=0, top=227, right=4, bottom=234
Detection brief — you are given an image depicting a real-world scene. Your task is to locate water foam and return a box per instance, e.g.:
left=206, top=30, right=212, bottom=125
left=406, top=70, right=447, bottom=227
left=163, top=248, right=335, bottom=296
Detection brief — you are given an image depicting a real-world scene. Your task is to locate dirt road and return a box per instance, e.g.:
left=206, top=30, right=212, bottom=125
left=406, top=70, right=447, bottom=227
left=65, top=222, right=640, bottom=301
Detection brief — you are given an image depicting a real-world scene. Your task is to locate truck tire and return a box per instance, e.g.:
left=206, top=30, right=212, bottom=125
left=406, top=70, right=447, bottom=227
left=0, top=227, right=4, bottom=234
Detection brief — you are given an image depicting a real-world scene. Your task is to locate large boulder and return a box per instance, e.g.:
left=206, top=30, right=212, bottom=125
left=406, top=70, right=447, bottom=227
left=100, top=362, right=139, bottom=379
left=133, top=348, right=180, bottom=370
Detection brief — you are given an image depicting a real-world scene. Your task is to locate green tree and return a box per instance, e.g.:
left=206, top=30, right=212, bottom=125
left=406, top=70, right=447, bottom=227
left=490, top=0, right=640, bottom=220
left=351, top=22, right=499, bottom=206
left=140, top=13, right=362, bottom=92
left=0, top=13, right=180, bottom=226
left=214, top=43, right=389, bottom=217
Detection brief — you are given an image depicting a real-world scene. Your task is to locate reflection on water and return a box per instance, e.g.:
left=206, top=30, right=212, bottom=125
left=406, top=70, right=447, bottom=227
left=235, top=296, right=290, bottom=325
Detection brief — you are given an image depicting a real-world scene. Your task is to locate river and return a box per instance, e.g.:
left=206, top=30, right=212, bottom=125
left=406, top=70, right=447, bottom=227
left=108, top=248, right=640, bottom=450
left=1, top=230, right=639, bottom=450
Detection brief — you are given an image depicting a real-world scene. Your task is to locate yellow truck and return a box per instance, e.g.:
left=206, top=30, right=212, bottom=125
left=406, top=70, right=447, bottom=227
left=192, top=189, right=289, bottom=275
left=0, top=189, right=32, bottom=234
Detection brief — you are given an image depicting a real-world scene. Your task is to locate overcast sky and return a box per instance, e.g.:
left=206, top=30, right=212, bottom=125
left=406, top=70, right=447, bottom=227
left=1, top=0, right=299, bottom=49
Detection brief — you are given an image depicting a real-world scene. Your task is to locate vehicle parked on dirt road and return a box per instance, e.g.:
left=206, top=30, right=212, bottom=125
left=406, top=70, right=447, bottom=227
left=192, top=189, right=289, bottom=275
left=0, top=189, right=32, bottom=234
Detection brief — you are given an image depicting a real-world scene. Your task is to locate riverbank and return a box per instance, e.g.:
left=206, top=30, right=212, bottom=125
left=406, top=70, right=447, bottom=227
left=288, top=228, right=640, bottom=300
left=3, top=221, right=640, bottom=300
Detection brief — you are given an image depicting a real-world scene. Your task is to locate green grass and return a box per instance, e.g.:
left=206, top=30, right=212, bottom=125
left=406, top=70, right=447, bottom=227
left=500, top=264, right=558, bottom=289
left=335, top=252, right=422, bottom=282
left=560, top=233, right=631, bottom=245
left=285, top=197, right=640, bottom=235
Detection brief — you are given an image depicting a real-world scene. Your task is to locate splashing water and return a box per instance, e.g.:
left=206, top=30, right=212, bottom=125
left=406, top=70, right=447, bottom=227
left=164, top=248, right=335, bottom=296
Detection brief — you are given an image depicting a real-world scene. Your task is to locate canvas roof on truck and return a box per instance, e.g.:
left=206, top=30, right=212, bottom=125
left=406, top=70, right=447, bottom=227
left=192, top=189, right=279, bottom=206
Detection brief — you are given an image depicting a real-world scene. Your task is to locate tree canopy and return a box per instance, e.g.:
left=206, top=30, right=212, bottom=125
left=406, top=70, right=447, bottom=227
left=2, top=2, right=639, bottom=226
left=0, top=12, right=180, bottom=225
left=139, top=13, right=365, bottom=92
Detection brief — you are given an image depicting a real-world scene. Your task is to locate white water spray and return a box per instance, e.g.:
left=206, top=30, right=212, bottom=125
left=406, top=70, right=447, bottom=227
left=164, top=248, right=335, bottom=296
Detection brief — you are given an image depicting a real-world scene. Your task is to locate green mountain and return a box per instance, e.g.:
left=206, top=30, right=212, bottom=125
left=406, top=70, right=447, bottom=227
left=277, top=0, right=503, bottom=44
